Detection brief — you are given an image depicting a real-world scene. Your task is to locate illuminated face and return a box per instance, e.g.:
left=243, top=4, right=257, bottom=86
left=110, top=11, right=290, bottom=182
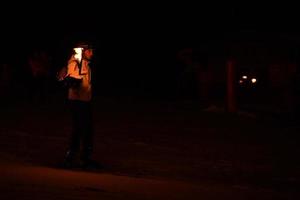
left=83, top=49, right=94, bottom=60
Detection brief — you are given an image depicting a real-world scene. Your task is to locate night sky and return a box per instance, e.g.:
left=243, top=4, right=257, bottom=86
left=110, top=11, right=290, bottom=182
left=1, top=4, right=300, bottom=98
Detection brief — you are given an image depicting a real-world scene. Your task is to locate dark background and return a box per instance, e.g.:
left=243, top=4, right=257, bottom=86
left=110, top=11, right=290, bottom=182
left=1, top=4, right=300, bottom=100
left=0, top=5, right=300, bottom=199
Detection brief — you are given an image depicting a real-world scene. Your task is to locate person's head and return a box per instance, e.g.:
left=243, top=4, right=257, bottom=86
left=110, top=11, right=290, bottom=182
left=74, top=42, right=94, bottom=61
left=83, top=48, right=93, bottom=60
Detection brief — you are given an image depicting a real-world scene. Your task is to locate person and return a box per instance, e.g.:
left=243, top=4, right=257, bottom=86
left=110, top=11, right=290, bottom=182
left=62, top=42, right=98, bottom=169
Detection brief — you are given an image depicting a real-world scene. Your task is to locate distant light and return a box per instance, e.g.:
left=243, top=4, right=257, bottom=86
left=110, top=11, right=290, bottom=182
left=251, top=78, right=257, bottom=83
left=239, top=80, right=243, bottom=84
left=242, top=75, right=247, bottom=79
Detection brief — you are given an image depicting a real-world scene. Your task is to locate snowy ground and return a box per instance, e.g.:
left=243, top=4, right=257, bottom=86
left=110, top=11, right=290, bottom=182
left=0, top=97, right=299, bottom=199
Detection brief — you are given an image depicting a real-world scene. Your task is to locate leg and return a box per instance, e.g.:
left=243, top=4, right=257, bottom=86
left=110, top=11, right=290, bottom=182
left=63, top=100, right=82, bottom=167
left=80, top=102, right=94, bottom=163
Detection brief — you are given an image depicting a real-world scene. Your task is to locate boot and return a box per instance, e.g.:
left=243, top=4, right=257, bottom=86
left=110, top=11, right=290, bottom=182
left=80, top=158, right=102, bottom=170
left=79, top=148, right=102, bottom=169
left=62, top=150, right=76, bottom=168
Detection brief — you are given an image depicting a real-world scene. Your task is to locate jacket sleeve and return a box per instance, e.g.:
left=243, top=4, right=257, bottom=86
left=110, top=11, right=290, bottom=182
left=67, top=61, right=82, bottom=79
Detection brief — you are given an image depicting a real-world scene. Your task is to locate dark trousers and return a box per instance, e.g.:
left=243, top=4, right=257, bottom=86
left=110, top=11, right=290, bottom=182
left=67, top=100, right=93, bottom=161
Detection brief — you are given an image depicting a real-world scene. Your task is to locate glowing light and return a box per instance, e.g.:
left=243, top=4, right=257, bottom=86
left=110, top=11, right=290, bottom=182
left=74, top=47, right=83, bottom=62
left=239, top=80, right=243, bottom=84
left=251, top=78, right=257, bottom=83
left=242, top=75, right=247, bottom=79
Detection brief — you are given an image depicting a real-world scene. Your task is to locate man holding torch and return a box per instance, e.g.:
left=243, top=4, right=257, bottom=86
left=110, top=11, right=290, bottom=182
left=62, top=42, right=98, bottom=169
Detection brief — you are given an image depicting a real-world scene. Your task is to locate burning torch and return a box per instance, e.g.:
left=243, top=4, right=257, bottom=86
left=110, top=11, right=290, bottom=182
left=59, top=46, right=84, bottom=88
left=73, top=47, right=84, bottom=74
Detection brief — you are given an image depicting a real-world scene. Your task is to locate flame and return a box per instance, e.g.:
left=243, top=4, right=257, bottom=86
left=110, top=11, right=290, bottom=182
left=74, top=47, right=83, bottom=62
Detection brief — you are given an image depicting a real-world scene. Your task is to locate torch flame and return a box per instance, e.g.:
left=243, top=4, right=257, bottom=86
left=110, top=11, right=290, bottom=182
left=74, top=47, right=83, bottom=62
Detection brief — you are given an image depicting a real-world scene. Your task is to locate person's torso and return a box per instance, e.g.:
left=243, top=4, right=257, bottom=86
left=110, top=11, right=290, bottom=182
left=68, top=59, right=92, bottom=101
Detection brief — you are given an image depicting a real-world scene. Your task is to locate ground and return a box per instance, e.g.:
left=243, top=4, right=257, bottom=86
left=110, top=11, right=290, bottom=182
left=0, top=96, right=299, bottom=199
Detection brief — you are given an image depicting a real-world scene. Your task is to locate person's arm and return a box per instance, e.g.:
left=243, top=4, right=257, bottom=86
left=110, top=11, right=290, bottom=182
left=64, top=60, right=83, bottom=88
left=67, top=61, right=82, bottom=79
